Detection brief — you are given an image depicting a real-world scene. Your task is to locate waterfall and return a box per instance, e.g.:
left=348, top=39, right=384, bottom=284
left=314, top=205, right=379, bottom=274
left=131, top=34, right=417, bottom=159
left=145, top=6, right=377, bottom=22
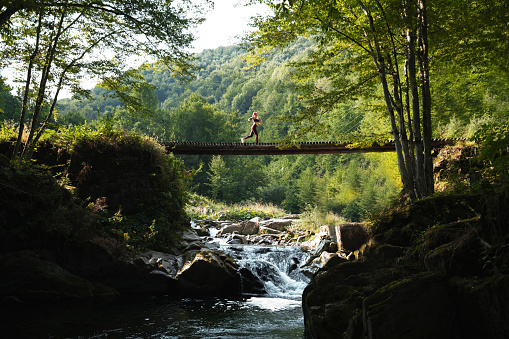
left=220, top=244, right=311, bottom=301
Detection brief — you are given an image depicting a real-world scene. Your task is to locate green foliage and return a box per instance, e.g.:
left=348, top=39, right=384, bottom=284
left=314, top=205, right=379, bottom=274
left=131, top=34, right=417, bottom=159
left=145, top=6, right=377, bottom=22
left=186, top=193, right=286, bottom=221
left=473, top=123, right=509, bottom=184
left=55, top=110, right=87, bottom=127
left=65, top=128, right=191, bottom=251
left=207, top=155, right=267, bottom=203
left=0, top=78, right=21, bottom=122
left=0, top=120, right=17, bottom=142
left=2, top=0, right=207, bottom=161
left=1, top=125, right=192, bottom=252
left=433, top=0, right=509, bottom=74
left=290, top=205, right=346, bottom=232
left=432, top=65, right=509, bottom=138
left=0, top=160, right=99, bottom=252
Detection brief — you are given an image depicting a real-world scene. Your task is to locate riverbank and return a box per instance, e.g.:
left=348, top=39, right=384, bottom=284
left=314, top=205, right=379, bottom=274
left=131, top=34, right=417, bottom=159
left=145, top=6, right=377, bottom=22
left=2, top=129, right=508, bottom=338
left=301, top=143, right=509, bottom=339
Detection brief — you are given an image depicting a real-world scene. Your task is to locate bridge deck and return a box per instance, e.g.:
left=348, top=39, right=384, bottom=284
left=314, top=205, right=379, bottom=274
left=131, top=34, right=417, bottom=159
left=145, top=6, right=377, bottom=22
left=162, top=139, right=456, bottom=155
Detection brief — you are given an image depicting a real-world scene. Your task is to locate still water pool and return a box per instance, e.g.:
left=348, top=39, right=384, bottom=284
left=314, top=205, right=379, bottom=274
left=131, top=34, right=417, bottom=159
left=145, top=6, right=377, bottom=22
left=3, top=244, right=311, bottom=338
left=4, top=294, right=305, bottom=338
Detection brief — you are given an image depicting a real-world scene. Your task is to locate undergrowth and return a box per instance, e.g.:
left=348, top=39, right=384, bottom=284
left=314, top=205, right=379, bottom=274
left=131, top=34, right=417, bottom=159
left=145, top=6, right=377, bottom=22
left=186, top=192, right=287, bottom=221
left=186, top=193, right=346, bottom=232
left=291, top=205, right=346, bottom=232
left=1, top=122, right=191, bottom=253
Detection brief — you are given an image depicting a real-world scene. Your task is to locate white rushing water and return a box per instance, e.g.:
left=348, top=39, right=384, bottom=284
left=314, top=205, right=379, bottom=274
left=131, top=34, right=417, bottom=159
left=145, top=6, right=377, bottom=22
left=220, top=244, right=311, bottom=310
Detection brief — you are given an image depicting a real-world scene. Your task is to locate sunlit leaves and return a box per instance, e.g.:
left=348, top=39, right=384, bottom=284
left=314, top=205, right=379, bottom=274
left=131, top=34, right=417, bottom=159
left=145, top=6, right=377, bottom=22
left=2, top=0, right=212, bottom=159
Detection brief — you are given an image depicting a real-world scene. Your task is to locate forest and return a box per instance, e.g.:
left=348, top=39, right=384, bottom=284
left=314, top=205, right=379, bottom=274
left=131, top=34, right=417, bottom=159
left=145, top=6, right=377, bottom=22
left=1, top=0, right=508, bottom=221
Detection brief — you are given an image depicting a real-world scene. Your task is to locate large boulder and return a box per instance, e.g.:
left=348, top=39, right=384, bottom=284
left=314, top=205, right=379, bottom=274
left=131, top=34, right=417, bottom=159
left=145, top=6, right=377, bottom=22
left=335, top=223, right=369, bottom=251
left=302, top=188, right=509, bottom=339
left=421, top=224, right=483, bottom=276
left=93, top=250, right=180, bottom=294
left=179, top=228, right=204, bottom=250
left=350, top=273, right=456, bottom=339
left=259, top=218, right=294, bottom=231
left=450, top=275, right=509, bottom=338
left=302, top=261, right=459, bottom=339
left=0, top=254, right=118, bottom=303
left=176, top=250, right=241, bottom=295
left=60, top=239, right=117, bottom=278
left=238, top=267, right=266, bottom=294
left=240, top=219, right=259, bottom=235
left=216, top=219, right=260, bottom=236
left=217, top=224, right=243, bottom=236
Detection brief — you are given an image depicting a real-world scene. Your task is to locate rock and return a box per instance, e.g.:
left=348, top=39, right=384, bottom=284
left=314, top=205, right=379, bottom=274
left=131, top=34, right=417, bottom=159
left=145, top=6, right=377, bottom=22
left=371, top=244, right=408, bottom=263
left=300, top=232, right=326, bottom=252
left=191, top=220, right=214, bottom=236
left=134, top=250, right=182, bottom=277
left=181, top=228, right=202, bottom=243
left=303, top=261, right=369, bottom=339
left=62, top=239, right=116, bottom=278
left=182, top=241, right=206, bottom=252
left=259, top=226, right=282, bottom=235
left=335, top=223, right=369, bottom=252
left=450, top=275, right=509, bottom=338
left=349, top=273, right=457, bottom=339
left=216, top=219, right=260, bottom=236
left=100, top=251, right=180, bottom=294
left=311, top=239, right=337, bottom=256
left=302, top=190, right=509, bottom=339
left=176, top=250, right=241, bottom=295
left=238, top=267, right=266, bottom=294
left=240, top=220, right=259, bottom=235
left=323, top=255, right=348, bottom=269
left=319, top=251, right=337, bottom=265
left=0, top=254, right=118, bottom=303
left=421, top=224, right=483, bottom=276
left=259, top=218, right=294, bottom=231
left=194, top=227, right=210, bottom=237
left=217, top=224, right=243, bottom=236
left=227, top=233, right=248, bottom=245
left=281, top=214, right=300, bottom=219
left=320, top=225, right=337, bottom=242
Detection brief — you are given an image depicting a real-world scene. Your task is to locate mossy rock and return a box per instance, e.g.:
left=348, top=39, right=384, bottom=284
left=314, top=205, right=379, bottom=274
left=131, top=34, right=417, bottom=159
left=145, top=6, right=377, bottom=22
left=371, top=194, right=482, bottom=247
left=450, top=274, right=509, bottom=338
left=355, top=273, right=456, bottom=339
left=176, top=250, right=241, bottom=295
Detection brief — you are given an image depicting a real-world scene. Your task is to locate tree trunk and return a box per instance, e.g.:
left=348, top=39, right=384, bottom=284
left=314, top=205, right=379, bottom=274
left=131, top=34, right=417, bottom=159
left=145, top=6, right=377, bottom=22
left=22, top=9, right=65, bottom=160
left=12, top=9, right=43, bottom=160
left=417, top=0, right=434, bottom=196
left=360, top=3, right=417, bottom=202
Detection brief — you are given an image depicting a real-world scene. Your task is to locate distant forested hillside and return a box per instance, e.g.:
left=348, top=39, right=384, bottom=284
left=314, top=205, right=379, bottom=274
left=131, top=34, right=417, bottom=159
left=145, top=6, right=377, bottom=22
left=54, top=38, right=317, bottom=142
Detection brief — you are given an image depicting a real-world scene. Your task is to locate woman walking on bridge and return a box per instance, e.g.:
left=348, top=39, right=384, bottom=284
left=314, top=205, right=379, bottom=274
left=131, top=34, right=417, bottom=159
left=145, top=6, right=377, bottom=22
left=241, top=112, right=262, bottom=144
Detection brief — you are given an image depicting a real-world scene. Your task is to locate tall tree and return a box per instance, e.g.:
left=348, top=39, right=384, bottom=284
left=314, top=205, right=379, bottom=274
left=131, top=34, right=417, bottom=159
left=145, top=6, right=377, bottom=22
left=0, top=0, right=211, bottom=160
left=245, top=0, right=438, bottom=201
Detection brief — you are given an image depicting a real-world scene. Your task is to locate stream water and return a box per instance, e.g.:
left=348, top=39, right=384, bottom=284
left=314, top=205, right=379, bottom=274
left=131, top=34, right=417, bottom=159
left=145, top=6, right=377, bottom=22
left=3, top=244, right=311, bottom=338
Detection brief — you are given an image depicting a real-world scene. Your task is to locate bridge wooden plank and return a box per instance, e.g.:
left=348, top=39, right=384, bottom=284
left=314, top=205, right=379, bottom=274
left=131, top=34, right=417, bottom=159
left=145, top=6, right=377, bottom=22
left=161, top=139, right=457, bottom=155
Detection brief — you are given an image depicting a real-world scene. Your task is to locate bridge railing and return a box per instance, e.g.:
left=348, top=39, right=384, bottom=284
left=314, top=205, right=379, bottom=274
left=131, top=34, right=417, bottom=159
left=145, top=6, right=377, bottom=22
left=161, top=139, right=461, bottom=155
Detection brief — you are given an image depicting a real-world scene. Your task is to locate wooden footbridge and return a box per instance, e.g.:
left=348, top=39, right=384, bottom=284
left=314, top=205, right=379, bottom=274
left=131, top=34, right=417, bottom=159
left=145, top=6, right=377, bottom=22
left=162, top=139, right=458, bottom=155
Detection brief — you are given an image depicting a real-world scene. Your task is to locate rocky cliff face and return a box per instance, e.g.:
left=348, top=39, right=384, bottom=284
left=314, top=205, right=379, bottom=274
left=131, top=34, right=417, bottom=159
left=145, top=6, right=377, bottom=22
left=302, top=189, right=509, bottom=339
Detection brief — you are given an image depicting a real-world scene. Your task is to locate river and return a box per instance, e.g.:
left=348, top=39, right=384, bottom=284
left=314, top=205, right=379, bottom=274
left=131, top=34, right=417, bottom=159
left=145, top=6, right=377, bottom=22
left=3, top=244, right=311, bottom=338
